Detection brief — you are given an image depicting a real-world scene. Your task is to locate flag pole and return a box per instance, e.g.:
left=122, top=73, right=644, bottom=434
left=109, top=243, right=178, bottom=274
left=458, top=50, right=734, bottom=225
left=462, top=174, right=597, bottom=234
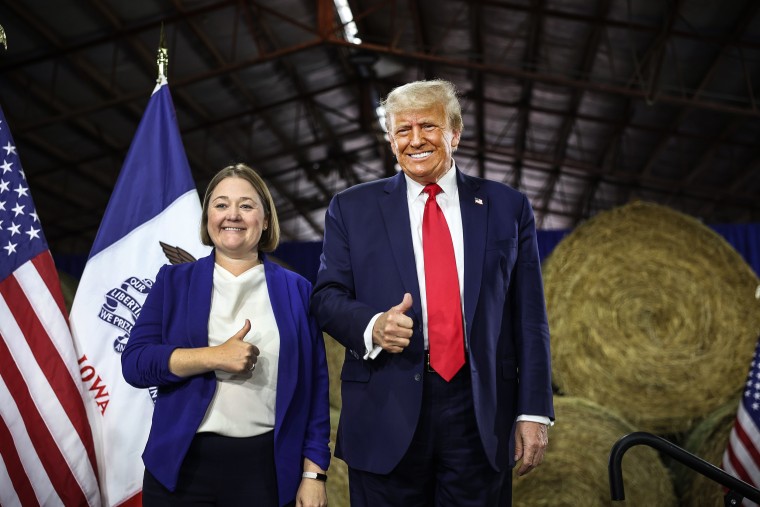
left=0, top=23, right=8, bottom=50
left=156, top=23, right=168, bottom=83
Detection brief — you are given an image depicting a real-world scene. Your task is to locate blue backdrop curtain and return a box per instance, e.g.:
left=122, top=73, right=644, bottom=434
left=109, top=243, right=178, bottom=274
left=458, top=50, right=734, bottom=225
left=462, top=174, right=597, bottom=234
left=55, top=223, right=760, bottom=284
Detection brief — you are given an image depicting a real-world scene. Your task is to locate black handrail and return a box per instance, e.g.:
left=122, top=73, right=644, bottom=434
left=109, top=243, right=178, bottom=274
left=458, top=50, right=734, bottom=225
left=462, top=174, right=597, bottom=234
left=608, top=431, right=760, bottom=503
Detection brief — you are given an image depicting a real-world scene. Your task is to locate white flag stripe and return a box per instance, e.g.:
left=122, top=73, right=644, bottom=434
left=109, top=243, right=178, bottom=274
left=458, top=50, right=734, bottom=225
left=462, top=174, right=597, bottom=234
left=0, top=374, right=60, bottom=506
left=88, top=189, right=201, bottom=266
left=76, top=193, right=203, bottom=285
left=0, top=291, right=100, bottom=503
left=722, top=444, right=760, bottom=507
left=728, top=429, right=760, bottom=486
left=15, top=261, right=85, bottom=390
left=738, top=405, right=760, bottom=455
left=0, top=454, right=22, bottom=507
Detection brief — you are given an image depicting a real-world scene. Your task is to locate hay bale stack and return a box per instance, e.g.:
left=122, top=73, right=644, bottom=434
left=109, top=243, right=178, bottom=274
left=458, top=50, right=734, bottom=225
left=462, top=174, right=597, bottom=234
left=543, top=201, right=760, bottom=434
left=323, top=333, right=344, bottom=410
left=513, top=396, right=677, bottom=506
left=672, top=395, right=740, bottom=506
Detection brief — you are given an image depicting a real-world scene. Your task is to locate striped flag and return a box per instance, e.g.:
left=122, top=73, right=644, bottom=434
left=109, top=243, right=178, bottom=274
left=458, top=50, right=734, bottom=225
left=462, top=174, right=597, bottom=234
left=723, top=336, right=760, bottom=506
left=0, top=106, right=101, bottom=505
left=69, top=79, right=209, bottom=506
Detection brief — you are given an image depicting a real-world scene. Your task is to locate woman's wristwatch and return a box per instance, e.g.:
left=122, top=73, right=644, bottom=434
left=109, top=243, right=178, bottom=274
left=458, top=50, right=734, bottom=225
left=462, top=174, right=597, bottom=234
left=302, top=471, right=328, bottom=482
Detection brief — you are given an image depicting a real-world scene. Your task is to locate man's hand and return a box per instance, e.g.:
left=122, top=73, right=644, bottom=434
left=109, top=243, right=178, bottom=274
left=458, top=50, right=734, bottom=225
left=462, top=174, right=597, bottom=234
left=372, top=293, right=414, bottom=353
left=514, top=420, right=548, bottom=476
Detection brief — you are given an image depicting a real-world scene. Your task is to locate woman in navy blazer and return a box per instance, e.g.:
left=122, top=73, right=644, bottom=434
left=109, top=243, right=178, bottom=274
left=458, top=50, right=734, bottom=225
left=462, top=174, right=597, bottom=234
left=122, top=164, right=330, bottom=507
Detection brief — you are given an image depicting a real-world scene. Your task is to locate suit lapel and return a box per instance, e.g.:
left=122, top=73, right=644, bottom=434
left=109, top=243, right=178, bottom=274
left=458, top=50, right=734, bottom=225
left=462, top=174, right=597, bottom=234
left=380, top=172, right=423, bottom=322
left=457, top=170, right=487, bottom=343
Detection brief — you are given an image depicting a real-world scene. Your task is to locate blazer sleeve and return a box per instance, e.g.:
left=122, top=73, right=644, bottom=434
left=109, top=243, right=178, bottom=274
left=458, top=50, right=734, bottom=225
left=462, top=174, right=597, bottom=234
left=512, top=194, right=555, bottom=420
left=121, top=264, right=186, bottom=389
left=302, top=292, right=332, bottom=470
left=310, top=192, right=384, bottom=353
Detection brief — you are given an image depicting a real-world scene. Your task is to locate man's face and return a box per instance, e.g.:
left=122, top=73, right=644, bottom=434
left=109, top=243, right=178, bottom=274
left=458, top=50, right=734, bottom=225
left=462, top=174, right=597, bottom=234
left=388, top=104, right=461, bottom=185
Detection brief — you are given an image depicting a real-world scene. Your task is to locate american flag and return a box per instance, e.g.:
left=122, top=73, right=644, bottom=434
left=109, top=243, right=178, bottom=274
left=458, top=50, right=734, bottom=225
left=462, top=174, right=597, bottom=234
left=723, top=337, right=760, bottom=506
left=0, top=107, right=101, bottom=504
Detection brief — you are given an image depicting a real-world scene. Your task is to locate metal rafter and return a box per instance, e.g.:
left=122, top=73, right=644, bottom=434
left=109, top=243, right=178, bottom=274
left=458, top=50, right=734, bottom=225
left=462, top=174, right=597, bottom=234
left=511, top=0, right=544, bottom=191
left=534, top=0, right=612, bottom=226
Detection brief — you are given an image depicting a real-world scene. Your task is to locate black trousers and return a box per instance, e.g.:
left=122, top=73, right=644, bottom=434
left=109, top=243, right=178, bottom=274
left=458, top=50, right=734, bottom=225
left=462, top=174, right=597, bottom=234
left=347, top=367, right=511, bottom=507
left=142, top=431, right=282, bottom=507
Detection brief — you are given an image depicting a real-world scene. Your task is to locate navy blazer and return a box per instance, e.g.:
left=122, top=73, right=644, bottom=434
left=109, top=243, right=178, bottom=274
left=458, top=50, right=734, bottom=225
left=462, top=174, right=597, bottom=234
left=122, top=252, right=330, bottom=506
left=311, top=168, right=554, bottom=474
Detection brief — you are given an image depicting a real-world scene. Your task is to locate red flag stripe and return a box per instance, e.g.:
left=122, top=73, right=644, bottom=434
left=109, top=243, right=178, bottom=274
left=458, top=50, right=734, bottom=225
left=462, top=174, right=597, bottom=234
left=5, top=261, right=99, bottom=474
left=0, top=292, right=90, bottom=505
left=738, top=405, right=760, bottom=462
left=726, top=438, right=752, bottom=486
left=115, top=491, right=143, bottom=507
left=735, top=419, right=760, bottom=480
left=0, top=339, right=88, bottom=505
left=0, top=410, right=40, bottom=506
left=32, top=252, right=68, bottom=320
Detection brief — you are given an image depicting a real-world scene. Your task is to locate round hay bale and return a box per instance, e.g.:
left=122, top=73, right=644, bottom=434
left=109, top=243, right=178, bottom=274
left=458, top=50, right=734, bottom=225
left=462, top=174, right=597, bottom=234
left=672, top=394, right=740, bottom=506
left=513, top=396, right=677, bottom=506
left=323, top=333, right=344, bottom=410
left=543, top=201, right=760, bottom=434
left=512, top=396, right=676, bottom=507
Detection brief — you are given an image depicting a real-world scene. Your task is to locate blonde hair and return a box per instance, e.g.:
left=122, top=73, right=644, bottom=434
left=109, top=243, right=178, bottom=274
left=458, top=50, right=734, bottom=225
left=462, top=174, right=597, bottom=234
left=200, top=163, right=280, bottom=252
left=381, top=79, right=463, bottom=133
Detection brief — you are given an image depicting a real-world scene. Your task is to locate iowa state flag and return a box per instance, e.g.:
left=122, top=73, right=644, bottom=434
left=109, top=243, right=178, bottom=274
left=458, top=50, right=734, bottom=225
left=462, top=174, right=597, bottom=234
left=0, top=105, right=101, bottom=505
left=69, top=79, right=210, bottom=506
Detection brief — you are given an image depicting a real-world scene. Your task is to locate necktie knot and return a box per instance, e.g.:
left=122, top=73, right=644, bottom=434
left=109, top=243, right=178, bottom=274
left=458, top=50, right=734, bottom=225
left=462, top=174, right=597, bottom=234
left=423, top=183, right=442, bottom=199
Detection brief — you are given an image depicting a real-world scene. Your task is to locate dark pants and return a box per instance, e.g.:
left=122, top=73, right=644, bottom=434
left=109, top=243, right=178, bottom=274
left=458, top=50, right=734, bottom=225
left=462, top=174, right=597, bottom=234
left=348, top=367, right=511, bottom=507
left=142, top=431, right=282, bottom=507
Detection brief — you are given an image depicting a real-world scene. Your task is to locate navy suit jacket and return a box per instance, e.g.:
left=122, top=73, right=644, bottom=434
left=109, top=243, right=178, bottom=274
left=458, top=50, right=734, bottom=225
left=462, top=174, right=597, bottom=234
left=311, top=168, right=554, bottom=474
left=122, top=252, right=331, bottom=506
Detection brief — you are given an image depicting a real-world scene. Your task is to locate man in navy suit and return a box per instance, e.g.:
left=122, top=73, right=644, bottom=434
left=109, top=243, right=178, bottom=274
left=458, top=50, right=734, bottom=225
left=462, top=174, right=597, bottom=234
left=311, top=79, right=554, bottom=506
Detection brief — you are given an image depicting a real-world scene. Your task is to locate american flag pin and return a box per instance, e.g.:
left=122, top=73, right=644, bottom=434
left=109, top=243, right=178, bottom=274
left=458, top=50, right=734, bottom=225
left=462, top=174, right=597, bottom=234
left=474, top=197, right=483, bottom=205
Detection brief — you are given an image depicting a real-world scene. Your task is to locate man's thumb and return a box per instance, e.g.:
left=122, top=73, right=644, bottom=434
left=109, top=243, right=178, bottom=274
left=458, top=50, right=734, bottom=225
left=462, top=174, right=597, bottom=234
left=396, top=293, right=413, bottom=313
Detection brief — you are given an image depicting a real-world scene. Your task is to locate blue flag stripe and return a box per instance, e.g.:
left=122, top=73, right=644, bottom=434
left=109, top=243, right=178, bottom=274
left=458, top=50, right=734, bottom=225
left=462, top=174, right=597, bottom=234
left=89, top=85, right=195, bottom=258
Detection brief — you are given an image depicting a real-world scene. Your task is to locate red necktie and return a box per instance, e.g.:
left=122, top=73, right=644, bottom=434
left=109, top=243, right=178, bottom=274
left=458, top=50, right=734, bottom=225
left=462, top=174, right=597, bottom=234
left=422, top=184, right=465, bottom=381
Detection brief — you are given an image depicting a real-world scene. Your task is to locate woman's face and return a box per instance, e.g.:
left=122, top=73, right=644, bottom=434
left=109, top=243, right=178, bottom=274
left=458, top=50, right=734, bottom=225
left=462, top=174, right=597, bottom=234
left=206, top=176, right=267, bottom=260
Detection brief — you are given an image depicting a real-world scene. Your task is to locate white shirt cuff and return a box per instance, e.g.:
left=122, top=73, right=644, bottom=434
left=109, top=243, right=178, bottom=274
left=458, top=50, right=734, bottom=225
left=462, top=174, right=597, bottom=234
left=363, top=313, right=383, bottom=360
left=516, top=414, right=553, bottom=426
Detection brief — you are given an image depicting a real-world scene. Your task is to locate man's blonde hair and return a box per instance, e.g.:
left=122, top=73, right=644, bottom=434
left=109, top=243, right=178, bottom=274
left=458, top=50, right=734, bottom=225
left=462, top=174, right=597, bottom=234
left=381, top=79, right=463, bottom=133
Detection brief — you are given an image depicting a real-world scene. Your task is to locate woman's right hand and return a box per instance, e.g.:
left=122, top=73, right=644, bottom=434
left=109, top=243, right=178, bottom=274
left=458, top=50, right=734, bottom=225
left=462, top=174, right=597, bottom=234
left=213, top=319, right=260, bottom=374
left=168, top=319, right=260, bottom=377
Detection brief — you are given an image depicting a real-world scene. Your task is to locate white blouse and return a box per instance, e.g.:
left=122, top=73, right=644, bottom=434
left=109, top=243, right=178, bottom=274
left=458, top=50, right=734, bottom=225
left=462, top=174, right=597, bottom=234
left=197, top=263, right=280, bottom=437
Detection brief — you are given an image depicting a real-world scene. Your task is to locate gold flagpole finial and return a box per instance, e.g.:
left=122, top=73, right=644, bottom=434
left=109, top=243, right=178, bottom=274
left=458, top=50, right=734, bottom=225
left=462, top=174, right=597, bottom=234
left=0, top=24, right=8, bottom=51
left=156, top=23, right=168, bottom=83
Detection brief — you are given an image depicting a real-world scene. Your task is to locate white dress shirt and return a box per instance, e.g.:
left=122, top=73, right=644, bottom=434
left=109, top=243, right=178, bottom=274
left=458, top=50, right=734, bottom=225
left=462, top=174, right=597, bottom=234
left=197, top=263, right=280, bottom=436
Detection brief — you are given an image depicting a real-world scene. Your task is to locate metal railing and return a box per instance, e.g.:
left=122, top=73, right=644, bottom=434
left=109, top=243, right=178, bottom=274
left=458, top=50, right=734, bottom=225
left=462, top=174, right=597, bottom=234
left=608, top=431, right=760, bottom=506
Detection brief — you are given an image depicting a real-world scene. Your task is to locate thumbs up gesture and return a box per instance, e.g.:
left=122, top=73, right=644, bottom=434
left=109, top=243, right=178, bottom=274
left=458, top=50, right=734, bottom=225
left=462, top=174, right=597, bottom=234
left=216, top=319, right=261, bottom=374
left=372, top=293, right=414, bottom=353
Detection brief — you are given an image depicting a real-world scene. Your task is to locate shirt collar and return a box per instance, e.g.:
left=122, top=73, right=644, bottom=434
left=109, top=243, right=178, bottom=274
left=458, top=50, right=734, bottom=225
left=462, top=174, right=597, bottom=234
left=404, top=159, right=458, bottom=201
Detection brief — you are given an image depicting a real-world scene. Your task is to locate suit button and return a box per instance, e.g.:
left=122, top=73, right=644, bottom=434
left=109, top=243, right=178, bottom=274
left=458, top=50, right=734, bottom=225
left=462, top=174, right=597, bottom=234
left=414, top=373, right=421, bottom=381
